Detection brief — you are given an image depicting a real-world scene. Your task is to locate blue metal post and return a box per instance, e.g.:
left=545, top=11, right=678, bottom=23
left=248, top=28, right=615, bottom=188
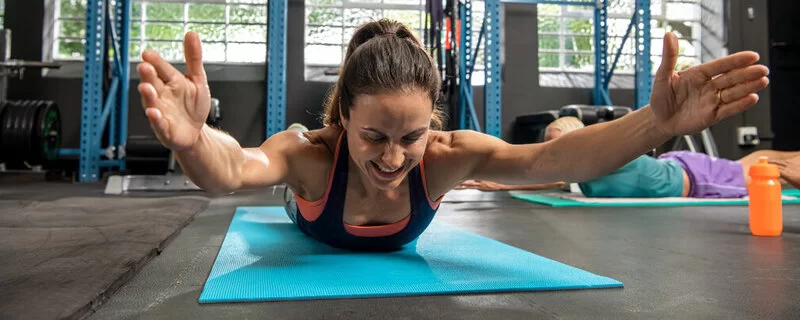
left=78, top=0, right=107, bottom=182
left=266, top=0, right=287, bottom=137
left=634, top=0, right=652, bottom=110
left=484, top=0, right=502, bottom=137
left=458, top=0, right=474, bottom=130
left=593, top=0, right=610, bottom=106
left=116, top=0, right=132, bottom=169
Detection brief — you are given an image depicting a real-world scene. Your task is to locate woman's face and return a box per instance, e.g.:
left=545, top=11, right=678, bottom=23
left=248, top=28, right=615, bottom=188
left=342, top=90, right=433, bottom=190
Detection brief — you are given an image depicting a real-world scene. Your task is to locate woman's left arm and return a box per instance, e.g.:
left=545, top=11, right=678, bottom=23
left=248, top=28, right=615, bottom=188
left=427, top=33, right=769, bottom=189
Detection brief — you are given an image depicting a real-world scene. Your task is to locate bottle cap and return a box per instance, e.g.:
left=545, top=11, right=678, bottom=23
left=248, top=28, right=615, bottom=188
left=749, top=156, right=780, bottom=178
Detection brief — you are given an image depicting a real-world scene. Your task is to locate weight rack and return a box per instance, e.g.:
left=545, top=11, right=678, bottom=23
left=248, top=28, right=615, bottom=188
left=452, top=0, right=653, bottom=137
left=70, top=0, right=288, bottom=182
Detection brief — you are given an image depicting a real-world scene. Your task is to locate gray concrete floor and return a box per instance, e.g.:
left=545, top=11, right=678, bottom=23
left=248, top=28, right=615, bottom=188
left=86, top=189, right=800, bottom=320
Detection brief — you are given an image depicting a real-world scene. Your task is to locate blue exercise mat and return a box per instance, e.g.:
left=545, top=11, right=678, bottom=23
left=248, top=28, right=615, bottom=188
left=198, top=206, right=622, bottom=303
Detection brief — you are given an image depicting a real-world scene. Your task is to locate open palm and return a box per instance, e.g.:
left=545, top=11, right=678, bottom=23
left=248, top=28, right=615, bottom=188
left=650, top=33, right=769, bottom=136
left=137, top=32, right=211, bottom=151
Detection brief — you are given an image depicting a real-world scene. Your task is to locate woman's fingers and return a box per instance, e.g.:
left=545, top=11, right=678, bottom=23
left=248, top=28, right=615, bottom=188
left=695, top=51, right=760, bottom=79
left=142, top=49, right=182, bottom=84
left=719, top=77, right=769, bottom=104
left=711, top=64, right=769, bottom=90
left=137, top=62, right=165, bottom=93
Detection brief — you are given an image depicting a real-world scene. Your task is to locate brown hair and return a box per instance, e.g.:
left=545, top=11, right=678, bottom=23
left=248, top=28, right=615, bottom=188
left=321, top=19, right=445, bottom=130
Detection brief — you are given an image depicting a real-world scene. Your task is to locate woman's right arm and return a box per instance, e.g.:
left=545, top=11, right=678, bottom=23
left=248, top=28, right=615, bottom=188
left=174, top=125, right=298, bottom=194
left=137, top=32, right=297, bottom=194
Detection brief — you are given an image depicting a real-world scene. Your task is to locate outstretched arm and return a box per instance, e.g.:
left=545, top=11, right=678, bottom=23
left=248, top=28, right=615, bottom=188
left=427, top=33, right=768, bottom=191
left=137, top=32, right=294, bottom=193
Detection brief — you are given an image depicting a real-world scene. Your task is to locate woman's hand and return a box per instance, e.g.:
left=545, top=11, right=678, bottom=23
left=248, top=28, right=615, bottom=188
left=649, top=33, right=770, bottom=136
left=137, top=31, right=211, bottom=151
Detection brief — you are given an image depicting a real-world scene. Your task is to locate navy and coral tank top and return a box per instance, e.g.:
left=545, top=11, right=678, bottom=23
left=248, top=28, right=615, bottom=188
left=293, top=131, right=443, bottom=251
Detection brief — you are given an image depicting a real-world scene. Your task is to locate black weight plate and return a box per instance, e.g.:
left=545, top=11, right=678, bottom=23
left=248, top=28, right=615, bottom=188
left=5, top=101, right=24, bottom=161
left=30, top=100, right=47, bottom=164
left=39, top=101, right=61, bottom=162
left=19, top=100, right=37, bottom=162
left=0, top=100, right=8, bottom=147
left=0, top=102, right=14, bottom=160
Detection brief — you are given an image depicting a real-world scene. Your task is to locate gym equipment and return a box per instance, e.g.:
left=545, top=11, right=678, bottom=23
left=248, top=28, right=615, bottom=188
left=511, top=110, right=559, bottom=144
left=510, top=191, right=800, bottom=207
left=198, top=206, right=622, bottom=303
left=558, top=105, right=633, bottom=125
left=0, top=100, right=62, bottom=165
left=207, top=98, right=222, bottom=126
left=103, top=98, right=222, bottom=194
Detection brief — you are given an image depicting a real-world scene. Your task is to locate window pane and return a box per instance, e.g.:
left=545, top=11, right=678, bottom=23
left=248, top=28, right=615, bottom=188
left=306, top=7, right=343, bottom=26
left=57, top=39, right=84, bottom=59
left=305, top=44, right=342, bottom=65
left=230, top=4, right=268, bottom=24
left=130, top=23, right=141, bottom=40
left=144, top=41, right=183, bottom=61
left=129, top=42, right=141, bottom=59
left=344, top=9, right=379, bottom=26
left=226, top=43, right=266, bottom=62
left=565, top=18, right=592, bottom=35
left=307, top=0, right=343, bottom=6
left=145, top=23, right=184, bottom=41
left=666, top=2, right=700, bottom=21
left=539, top=53, right=559, bottom=68
left=607, top=0, right=633, bottom=15
left=60, top=0, right=86, bottom=18
left=384, top=0, right=422, bottom=5
left=189, top=4, right=226, bottom=23
left=132, top=3, right=142, bottom=19
left=227, top=24, right=267, bottom=42
left=188, top=23, right=225, bottom=42
left=538, top=17, right=559, bottom=33
left=537, top=4, right=560, bottom=16
left=538, top=35, right=559, bottom=50
left=203, top=42, right=227, bottom=62
left=146, top=2, right=184, bottom=21
left=383, top=10, right=421, bottom=29
left=565, top=53, right=593, bottom=70
left=307, top=25, right=343, bottom=45
left=349, top=0, right=381, bottom=4
left=565, top=35, right=591, bottom=52
left=234, top=0, right=268, bottom=4
left=59, top=20, right=85, bottom=38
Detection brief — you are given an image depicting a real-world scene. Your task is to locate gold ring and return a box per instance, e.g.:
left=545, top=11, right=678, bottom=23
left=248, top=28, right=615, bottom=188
left=717, top=89, right=725, bottom=105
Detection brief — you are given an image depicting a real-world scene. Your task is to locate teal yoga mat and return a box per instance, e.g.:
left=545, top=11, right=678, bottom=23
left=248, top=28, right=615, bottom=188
left=198, top=207, right=623, bottom=303
left=511, top=189, right=800, bottom=207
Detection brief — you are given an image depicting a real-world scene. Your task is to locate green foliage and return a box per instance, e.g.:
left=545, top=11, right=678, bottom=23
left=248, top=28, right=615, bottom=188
left=538, top=35, right=558, bottom=50
left=189, top=4, right=225, bottom=22
left=60, top=0, right=86, bottom=18
left=307, top=7, right=342, bottom=26
left=146, top=3, right=183, bottom=21
left=539, top=53, right=558, bottom=68
left=231, top=5, right=267, bottom=24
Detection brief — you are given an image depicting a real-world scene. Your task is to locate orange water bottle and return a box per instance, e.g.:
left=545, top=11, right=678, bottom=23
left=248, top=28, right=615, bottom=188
left=747, top=157, right=782, bottom=236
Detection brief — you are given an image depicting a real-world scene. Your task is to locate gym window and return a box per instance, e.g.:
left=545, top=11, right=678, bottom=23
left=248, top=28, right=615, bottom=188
left=48, top=0, right=269, bottom=63
left=0, top=0, right=4, bottom=29
left=538, top=0, right=703, bottom=88
left=304, top=0, right=487, bottom=85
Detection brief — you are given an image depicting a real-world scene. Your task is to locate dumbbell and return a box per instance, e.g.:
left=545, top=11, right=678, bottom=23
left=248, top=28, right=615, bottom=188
left=206, top=98, right=222, bottom=126
left=559, top=105, right=603, bottom=125
left=600, top=106, right=632, bottom=122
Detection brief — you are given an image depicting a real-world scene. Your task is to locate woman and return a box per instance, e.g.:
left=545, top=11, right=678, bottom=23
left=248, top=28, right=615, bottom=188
left=460, top=117, right=800, bottom=197
left=136, top=19, right=769, bottom=251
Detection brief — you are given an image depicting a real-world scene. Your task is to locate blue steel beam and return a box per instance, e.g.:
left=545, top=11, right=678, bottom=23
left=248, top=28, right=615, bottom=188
left=484, top=0, right=502, bottom=138
left=593, top=0, right=611, bottom=106
left=79, top=0, right=107, bottom=182
left=115, top=0, right=132, bottom=169
left=266, top=0, right=287, bottom=138
left=458, top=0, right=474, bottom=130
left=634, top=0, right=652, bottom=110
